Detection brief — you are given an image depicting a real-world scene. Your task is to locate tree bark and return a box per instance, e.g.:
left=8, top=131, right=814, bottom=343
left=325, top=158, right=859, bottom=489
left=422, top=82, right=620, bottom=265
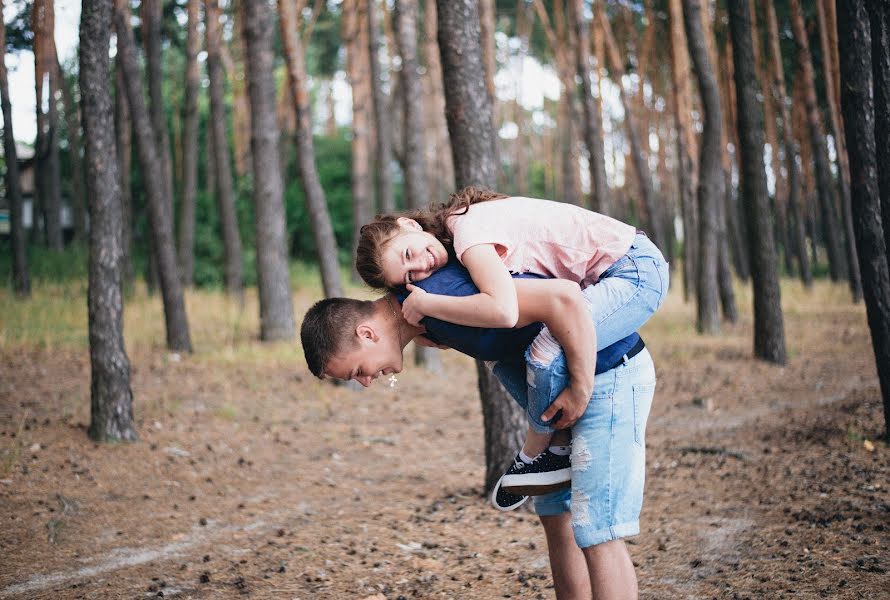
left=114, top=62, right=134, bottom=291
left=838, top=0, right=890, bottom=440
left=178, top=0, right=201, bottom=287
left=599, top=5, right=663, bottom=249
left=683, top=0, right=721, bottom=334
left=421, top=0, right=454, bottom=200
left=394, top=0, right=441, bottom=371
left=789, top=0, right=846, bottom=283
left=279, top=0, right=344, bottom=298
left=33, top=0, right=63, bottom=250
left=716, top=181, right=739, bottom=324
left=765, top=0, right=810, bottom=286
left=394, top=0, right=428, bottom=210
left=114, top=0, right=192, bottom=352
left=228, top=0, right=252, bottom=178
left=0, top=0, right=29, bottom=296
left=367, top=0, right=395, bottom=213
left=344, top=0, right=374, bottom=280
left=55, top=58, right=86, bottom=243
left=572, top=0, right=610, bottom=215
left=81, top=0, right=137, bottom=442
left=816, top=0, right=862, bottom=301
left=869, top=0, right=890, bottom=258
left=205, top=0, right=244, bottom=299
left=717, top=28, right=750, bottom=282
left=750, top=0, right=788, bottom=275
left=437, top=0, right=523, bottom=491
left=727, top=0, right=786, bottom=363
left=141, top=0, right=175, bottom=222
left=668, top=0, right=698, bottom=302
left=240, top=0, right=296, bottom=341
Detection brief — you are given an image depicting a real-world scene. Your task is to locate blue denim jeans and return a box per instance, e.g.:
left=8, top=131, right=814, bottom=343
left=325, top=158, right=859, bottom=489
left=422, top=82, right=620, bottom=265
left=524, top=232, right=668, bottom=434
left=492, top=348, right=656, bottom=548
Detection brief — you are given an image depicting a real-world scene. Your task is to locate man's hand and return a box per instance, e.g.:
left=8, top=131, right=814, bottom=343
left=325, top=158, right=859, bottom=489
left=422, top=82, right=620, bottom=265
left=401, top=284, right=428, bottom=326
left=541, top=385, right=591, bottom=429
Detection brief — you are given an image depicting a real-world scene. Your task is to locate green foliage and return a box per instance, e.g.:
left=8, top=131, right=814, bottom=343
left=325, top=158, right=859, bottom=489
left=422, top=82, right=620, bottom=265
left=282, top=133, right=355, bottom=264
left=0, top=238, right=88, bottom=283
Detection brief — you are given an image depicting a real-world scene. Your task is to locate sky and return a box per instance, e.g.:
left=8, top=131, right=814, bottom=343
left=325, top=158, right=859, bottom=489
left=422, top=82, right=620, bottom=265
left=3, top=0, right=81, bottom=144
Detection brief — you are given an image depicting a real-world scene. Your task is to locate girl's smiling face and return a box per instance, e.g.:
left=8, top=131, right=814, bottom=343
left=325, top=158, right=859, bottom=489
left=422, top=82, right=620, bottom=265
left=380, top=218, right=449, bottom=286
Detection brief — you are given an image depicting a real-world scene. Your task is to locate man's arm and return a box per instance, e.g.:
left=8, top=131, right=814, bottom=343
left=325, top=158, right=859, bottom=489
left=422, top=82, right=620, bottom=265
left=513, top=278, right=597, bottom=429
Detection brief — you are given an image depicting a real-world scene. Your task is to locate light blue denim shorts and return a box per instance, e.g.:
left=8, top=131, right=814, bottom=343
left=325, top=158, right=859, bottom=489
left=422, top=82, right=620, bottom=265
left=525, top=232, right=668, bottom=434
left=494, top=349, right=656, bottom=548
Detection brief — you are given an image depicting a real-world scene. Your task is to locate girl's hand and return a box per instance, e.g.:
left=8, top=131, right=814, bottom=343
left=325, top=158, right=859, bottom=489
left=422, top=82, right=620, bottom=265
left=401, top=284, right=429, bottom=326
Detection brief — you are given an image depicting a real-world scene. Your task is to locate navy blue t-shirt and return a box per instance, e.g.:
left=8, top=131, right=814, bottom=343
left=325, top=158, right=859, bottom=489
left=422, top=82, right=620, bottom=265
left=394, top=262, right=640, bottom=374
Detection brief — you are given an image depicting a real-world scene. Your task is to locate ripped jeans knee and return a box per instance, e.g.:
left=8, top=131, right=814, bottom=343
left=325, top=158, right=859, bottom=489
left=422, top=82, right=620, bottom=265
left=528, top=326, right=562, bottom=367
left=525, top=332, right=570, bottom=435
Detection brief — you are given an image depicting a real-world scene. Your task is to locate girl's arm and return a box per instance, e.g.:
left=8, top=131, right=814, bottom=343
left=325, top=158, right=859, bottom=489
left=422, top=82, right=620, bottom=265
left=402, top=243, right=519, bottom=328
left=513, top=278, right=596, bottom=429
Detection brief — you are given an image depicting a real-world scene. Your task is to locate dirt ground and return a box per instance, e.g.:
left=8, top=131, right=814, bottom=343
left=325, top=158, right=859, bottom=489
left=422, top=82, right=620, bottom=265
left=1, top=282, right=888, bottom=599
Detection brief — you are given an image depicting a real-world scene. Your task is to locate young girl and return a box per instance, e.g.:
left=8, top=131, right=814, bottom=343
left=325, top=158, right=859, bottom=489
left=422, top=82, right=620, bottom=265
left=356, top=188, right=669, bottom=510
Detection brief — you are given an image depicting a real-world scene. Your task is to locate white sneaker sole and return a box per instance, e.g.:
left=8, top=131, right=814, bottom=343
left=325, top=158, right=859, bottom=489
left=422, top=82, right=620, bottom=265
left=501, top=467, right=571, bottom=489
left=490, top=476, right=529, bottom=512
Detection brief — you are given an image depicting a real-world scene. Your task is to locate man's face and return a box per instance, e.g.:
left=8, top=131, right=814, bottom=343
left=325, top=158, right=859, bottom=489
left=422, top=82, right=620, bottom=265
left=323, top=326, right=405, bottom=387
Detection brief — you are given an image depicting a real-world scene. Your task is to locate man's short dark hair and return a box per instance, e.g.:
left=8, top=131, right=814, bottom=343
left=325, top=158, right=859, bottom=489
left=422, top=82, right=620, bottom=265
left=300, top=297, right=376, bottom=378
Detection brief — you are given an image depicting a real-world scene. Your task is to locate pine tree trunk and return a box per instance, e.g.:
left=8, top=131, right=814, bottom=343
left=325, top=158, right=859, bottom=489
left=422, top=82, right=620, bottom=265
left=55, top=59, right=86, bottom=244
left=816, top=0, right=862, bottom=301
left=572, top=0, right=610, bottom=215
left=114, top=0, right=192, bottom=352
left=766, top=0, right=810, bottom=286
left=0, top=0, right=29, bottom=296
left=869, top=1, right=890, bottom=258
left=344, top=0, right=373, bottom=280
left=394, top=0, right=441, bottom=372
left=683, top=0, right=721, bottom=334
left=178, top=0, right=201, bottom=287
left=531, top=0, right=578, bottom=206
left=279, top=0, right=344, bottom=298
left=141, top=0, right=175, bottom=222
left=437, top=0, right=524, bottom=491
left=717, top=177, right=738, bottom=324
left=718, top=31, right=751, bottom=282
left=394, top=0, right=428, bottom=209
left=33, top=0, right=63, bottom=250
left=81, top=0, right=137, bottom=443
left=205, top=0, right=244, bottom=300
left=421, top=0, right=454, bottom=199
left=669, top=0, right=698, bottom=303
left=728, top=0, right=785, bottom=363
left=838, top=0, right=890, bottom=441
left=599, top=6, right=663, bottom=249
left=115, top=62, right=134, bottom=292
left=789, top=0, right=846, bottom=283
left=240, top=0, right=296, bottom=341
left=750, top=0, right=789, bottom=276
left=229, top=0, right=252, bottom=178
left=367, top=0, right=395, bottom=213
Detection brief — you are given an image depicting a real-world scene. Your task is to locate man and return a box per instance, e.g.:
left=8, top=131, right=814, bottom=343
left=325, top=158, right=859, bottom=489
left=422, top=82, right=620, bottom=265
left=301, top=263, right=656, bottom=600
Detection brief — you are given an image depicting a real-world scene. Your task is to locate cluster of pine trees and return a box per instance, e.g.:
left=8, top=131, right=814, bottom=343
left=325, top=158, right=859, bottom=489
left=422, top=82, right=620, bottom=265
left=1, top=1, right=888, bottom=473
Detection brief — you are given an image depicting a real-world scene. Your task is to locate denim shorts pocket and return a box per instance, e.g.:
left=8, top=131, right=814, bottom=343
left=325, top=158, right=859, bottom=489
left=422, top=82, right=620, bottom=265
left=632, top=384, right=656, bottom=446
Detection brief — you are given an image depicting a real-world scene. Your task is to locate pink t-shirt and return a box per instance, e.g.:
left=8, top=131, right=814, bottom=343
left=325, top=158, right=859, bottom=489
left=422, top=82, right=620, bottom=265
left=448, top=196, right=637, bottom=287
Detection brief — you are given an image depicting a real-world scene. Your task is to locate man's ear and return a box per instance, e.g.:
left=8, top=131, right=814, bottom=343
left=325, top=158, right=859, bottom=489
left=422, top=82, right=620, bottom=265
left=396, top=216, right=422, bottom=231
left=355, top=323, right=379, bottom=344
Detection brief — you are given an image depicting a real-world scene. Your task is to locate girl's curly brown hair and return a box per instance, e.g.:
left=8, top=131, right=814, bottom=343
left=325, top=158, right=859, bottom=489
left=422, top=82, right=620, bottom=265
left=355, top=187, right=509, bottom=289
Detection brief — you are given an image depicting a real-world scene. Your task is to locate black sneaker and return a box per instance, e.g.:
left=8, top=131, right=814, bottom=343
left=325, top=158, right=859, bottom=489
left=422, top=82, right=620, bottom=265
left=500, top=450, right=571, bottom=496
left=490, top=472, right=529, bottom=512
